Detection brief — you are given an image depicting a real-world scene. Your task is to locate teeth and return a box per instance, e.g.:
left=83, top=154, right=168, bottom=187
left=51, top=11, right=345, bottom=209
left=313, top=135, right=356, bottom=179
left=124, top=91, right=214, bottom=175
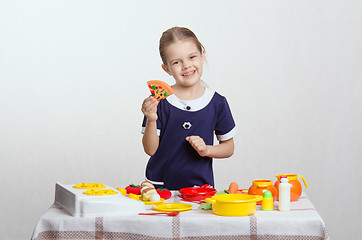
left=183, top=71, right=194, bottom=76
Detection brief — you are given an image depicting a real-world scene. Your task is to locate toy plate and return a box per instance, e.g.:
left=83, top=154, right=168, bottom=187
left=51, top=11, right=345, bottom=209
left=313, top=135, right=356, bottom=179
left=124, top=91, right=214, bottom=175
left=179, top=185, right=217, bottom=201
left=152, top=203, right=193, bottom=212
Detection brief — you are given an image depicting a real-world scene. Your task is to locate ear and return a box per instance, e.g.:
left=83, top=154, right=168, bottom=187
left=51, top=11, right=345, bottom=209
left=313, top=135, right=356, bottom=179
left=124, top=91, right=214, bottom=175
left=162, top=64, right=172, bottom=76
left=201, top=49, right=206, bottom=64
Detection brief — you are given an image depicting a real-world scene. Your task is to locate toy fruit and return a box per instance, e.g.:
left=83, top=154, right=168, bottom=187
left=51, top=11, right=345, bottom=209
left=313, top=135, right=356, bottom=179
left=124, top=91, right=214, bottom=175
left=247, top=180, right=278, bottom=205
left=274, top=174, right=309, bottom=202
left=228, top=182, right=239, bottom=194
left=157, top=188, right=172, bottom=199
left=125, top=184, right=141, bottom=195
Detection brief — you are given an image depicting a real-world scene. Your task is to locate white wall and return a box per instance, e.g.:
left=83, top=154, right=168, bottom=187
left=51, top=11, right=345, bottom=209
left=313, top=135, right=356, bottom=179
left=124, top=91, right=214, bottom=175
left=1, top=0, right=361, bottom=239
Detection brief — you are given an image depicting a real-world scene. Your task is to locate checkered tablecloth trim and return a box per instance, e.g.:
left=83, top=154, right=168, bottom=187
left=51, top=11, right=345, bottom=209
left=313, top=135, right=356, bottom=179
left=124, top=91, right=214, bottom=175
left=34, top=231, right=328, bottom=240
left=34, top=230, right=96, bottom=239
left=179, top=236, right=326, bottom=240
left=33, top=215, right=328, bottom=240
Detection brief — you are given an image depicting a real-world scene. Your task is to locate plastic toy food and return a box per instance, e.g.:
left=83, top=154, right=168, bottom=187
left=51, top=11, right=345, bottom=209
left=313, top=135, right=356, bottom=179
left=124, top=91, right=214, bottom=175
left=73, top=183, right=106, bottom=189
left=117, top=188, right=127, bottom=196
left=141, top=181, right=154, bottom=189
left=147, top=80, right=174, bottom=101
left=139, top=181, right=161, bottom=202
left=142, top=188, right=157, bottom=199
left=125, top=184, right=141, bottom=195
left=83, top=188, right=118, bottom=196
left=157, top=188, right=172, bottom=199
left=128, top=193, right=141, bottom=200
left=274, top=174, right=309, bottom=202
left=228, top=182, right=239, bottom=194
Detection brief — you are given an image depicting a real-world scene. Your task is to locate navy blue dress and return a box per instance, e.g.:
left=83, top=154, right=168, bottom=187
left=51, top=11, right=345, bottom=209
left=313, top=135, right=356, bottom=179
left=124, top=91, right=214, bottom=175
left=142, top=88, right=237, bottom=190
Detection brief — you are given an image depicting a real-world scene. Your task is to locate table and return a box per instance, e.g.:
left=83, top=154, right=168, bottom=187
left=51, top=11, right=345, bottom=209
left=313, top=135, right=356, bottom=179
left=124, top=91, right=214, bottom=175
left=32, top=192, right=329, bottom=240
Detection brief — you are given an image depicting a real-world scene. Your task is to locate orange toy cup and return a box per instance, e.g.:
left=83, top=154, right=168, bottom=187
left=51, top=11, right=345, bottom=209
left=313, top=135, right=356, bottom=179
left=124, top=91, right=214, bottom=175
left=274, top=174, right=309, bottom=202
left=247, top=180, right=278, bottom=205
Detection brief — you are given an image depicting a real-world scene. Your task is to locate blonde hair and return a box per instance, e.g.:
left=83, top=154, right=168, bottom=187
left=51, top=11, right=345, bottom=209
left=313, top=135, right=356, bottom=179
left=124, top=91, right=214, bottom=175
left=159, top=27, right=205, bottom=65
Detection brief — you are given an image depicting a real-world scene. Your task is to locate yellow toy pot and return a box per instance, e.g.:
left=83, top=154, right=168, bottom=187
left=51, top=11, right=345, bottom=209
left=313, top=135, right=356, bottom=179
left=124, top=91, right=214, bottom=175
left=205, top=194, right=262, bottom=216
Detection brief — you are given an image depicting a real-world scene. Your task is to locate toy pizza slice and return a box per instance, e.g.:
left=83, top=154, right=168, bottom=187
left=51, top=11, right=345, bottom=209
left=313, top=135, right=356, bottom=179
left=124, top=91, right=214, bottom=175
left=147, top=80, right=174, bottom=101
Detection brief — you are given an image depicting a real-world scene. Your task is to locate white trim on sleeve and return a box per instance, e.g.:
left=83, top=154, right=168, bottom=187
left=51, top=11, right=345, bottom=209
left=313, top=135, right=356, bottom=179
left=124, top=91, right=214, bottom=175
left=141, top=127, right=161, bottom=136
left=145, top=178, right=164, bottom=186
left=216, top=127, right=237, bottom=141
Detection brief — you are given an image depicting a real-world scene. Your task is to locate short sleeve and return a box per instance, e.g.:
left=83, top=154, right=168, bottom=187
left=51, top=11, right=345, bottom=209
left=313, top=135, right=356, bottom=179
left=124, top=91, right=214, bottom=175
left=215, top=97, right=237, bottom=141
left=141, top=116, right=161, bottom=136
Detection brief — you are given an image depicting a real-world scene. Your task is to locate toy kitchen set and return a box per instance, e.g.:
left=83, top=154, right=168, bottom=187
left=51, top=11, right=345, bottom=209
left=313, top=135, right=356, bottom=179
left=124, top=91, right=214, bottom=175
left=54, top=182, right=146, bottom=217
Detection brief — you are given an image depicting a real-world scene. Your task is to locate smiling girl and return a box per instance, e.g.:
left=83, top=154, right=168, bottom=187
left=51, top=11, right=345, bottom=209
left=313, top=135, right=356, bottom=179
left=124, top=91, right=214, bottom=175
left=141, top=27, right=237, bottom=190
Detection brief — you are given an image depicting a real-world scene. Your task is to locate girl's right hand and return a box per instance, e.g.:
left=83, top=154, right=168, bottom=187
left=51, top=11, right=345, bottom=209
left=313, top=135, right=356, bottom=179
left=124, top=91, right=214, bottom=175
left=141, top=96, right=159, bottom=122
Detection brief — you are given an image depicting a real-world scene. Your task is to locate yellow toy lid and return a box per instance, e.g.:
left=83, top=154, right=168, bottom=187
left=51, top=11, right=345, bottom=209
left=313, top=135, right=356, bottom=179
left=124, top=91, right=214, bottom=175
left=252, top=180, right=273, bottom=188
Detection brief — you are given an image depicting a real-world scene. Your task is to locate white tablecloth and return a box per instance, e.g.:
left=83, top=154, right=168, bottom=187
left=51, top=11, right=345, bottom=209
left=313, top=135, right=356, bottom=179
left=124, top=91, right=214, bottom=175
left=32, top=192, right=329, bottom=240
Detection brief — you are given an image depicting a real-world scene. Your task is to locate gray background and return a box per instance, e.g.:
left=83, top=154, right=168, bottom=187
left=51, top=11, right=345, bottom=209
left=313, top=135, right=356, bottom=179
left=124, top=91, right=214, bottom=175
left=1, top=0, right=361, bottom=239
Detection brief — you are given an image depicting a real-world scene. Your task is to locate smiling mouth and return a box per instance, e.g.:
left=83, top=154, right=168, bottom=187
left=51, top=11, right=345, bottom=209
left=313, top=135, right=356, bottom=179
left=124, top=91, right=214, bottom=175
left=183, top=70, right=196, bottom=77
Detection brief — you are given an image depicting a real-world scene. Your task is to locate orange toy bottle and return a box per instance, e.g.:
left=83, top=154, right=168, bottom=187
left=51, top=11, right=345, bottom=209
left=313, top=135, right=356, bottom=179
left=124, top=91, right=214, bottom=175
left=247, top=180, right=278, bottom=205
left=274, top=174, right=309, bottom=202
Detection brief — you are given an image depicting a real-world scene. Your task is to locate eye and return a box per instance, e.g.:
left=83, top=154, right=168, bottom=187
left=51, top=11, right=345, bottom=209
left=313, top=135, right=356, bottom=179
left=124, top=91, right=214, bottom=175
left=172, top=61, right=179, bottom=65
left=190, top=55, right=196, bottom=59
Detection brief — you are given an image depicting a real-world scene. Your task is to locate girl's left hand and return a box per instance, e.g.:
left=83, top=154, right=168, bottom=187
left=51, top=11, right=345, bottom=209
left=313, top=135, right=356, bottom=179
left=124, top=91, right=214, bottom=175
left=186, top=136, right=209, bottom=157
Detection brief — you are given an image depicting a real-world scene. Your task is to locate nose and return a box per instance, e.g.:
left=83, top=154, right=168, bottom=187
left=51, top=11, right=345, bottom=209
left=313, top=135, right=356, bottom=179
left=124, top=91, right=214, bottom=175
left=182, top=64, right=191, bottom=70
left=182, top=60, right=191, bottom=70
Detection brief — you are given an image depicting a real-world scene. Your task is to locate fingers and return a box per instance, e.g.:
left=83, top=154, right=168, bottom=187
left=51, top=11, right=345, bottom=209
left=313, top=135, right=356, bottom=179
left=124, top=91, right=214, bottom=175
left=186, top=136, right=208, bottom=157
left=141, top=97, right=158, bottom=114
left=141, top=96, right=159, bottom=121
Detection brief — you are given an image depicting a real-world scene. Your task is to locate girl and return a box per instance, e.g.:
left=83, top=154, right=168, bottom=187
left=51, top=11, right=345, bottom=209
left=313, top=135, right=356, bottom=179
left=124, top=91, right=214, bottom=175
left=141, top=27, right=237, bottom=190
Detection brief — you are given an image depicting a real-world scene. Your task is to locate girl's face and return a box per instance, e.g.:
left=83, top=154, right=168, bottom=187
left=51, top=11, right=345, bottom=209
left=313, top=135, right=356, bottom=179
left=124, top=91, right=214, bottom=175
left=162, top=40, right=205, bottom=89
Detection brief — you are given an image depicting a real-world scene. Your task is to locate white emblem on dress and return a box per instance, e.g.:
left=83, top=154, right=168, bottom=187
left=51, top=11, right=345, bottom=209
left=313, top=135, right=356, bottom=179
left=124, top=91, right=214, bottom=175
left=182, top=122, right=192, bottom=130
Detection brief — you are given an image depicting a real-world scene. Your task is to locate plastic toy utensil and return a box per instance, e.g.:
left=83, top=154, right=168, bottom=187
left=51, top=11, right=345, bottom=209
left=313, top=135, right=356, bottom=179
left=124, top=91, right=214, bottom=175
left=138, top=212, right=180, bottom=216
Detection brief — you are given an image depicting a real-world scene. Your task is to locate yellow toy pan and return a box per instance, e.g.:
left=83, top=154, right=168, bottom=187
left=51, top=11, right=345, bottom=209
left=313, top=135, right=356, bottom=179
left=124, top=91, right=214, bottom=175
left=205, top=194, right=262, bottom=216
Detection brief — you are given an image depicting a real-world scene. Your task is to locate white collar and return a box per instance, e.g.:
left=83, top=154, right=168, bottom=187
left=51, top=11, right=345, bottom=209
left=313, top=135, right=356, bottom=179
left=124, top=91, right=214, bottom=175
left=166, top=88, right=215, bottom=112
